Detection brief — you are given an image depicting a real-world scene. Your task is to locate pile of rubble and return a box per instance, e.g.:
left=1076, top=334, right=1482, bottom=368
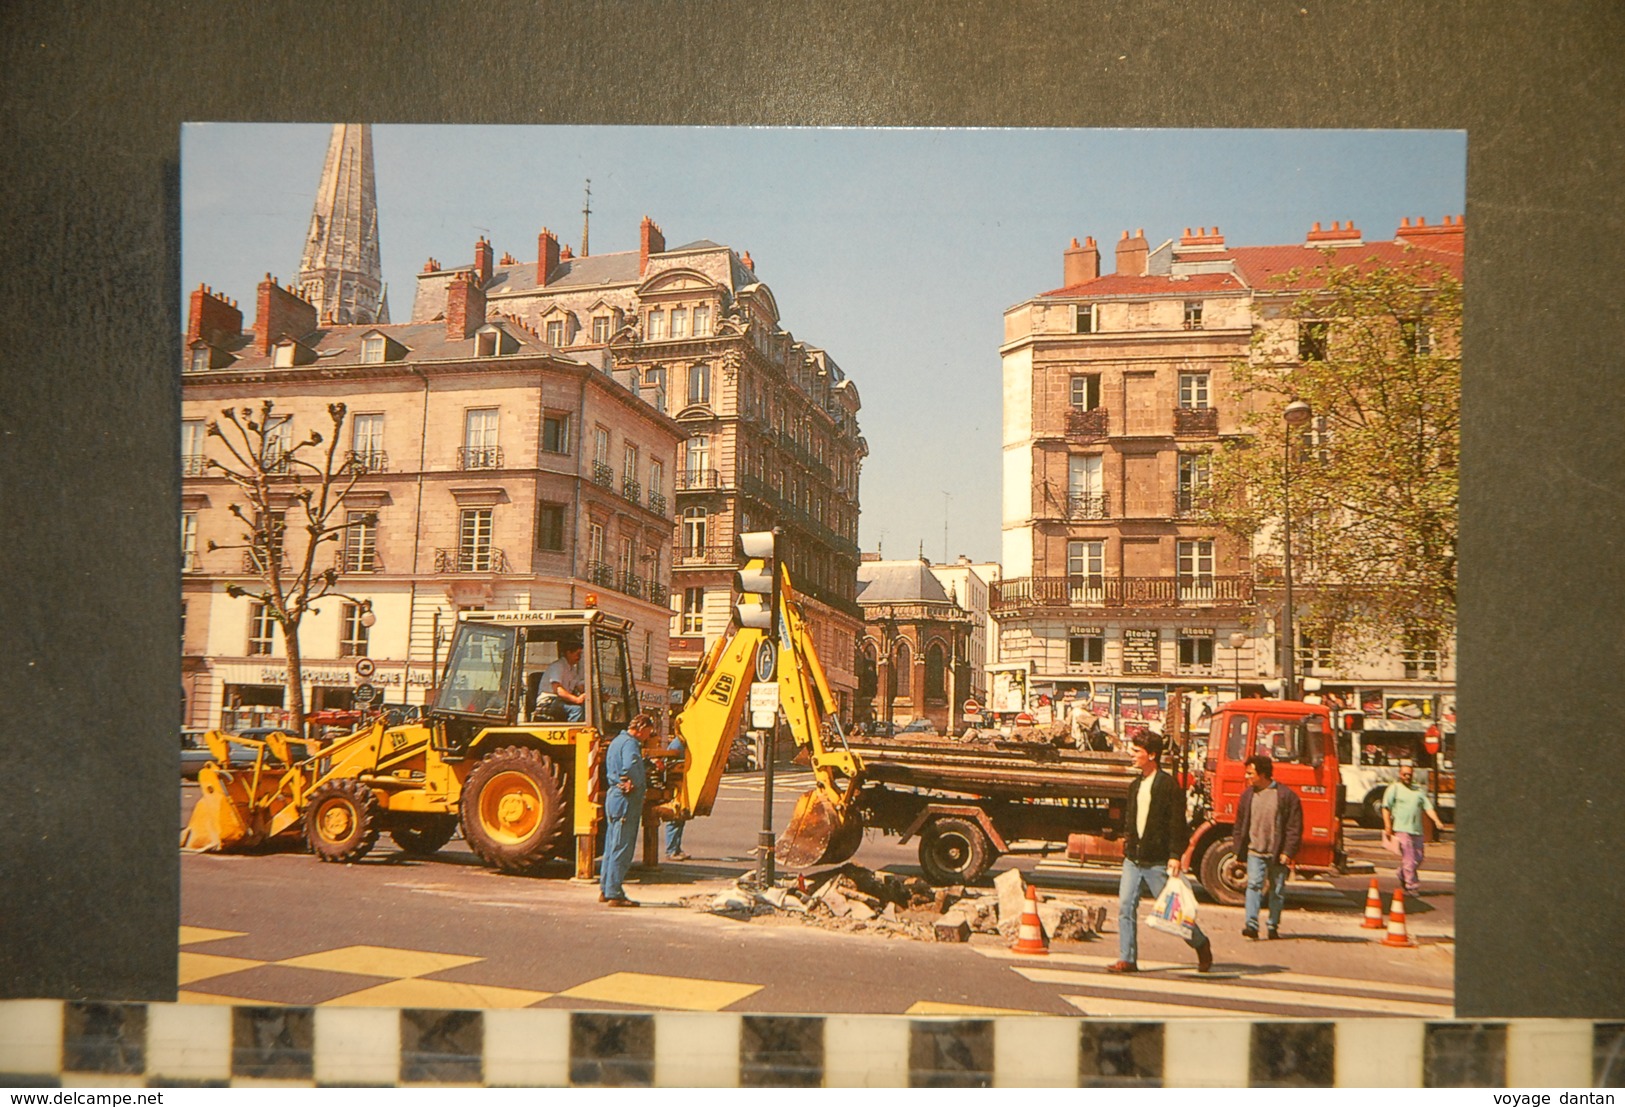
left=686, top=864, right=1108, bottom=945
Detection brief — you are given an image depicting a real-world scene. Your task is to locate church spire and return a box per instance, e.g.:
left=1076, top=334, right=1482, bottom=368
left=298, top=124, right=383, bottom=325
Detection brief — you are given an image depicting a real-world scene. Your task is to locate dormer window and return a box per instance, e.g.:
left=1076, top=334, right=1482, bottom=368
left=545, top=319, right=565, bottom=346
left=476, top=330, right=498, bottom=357
left=361, top=335, right=386, bottom=363
left=592, top=314, right=613, bottom=343
left=273, top=343, right=297, bottom=368
left=1075, top=304, right=1097, bottom=334
left=188, top=345, right=211, bottom=372
left=648, top=309, right=666, bottom=340
left=693, top=303, right=711, bottom=336
left=670, top=307, right=688, bottom=339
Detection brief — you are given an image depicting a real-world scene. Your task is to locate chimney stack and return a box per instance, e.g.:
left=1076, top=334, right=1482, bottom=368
left=474, top=236, right=493, bottom=286
left=537, top=228, right=560, bottom=288
left=1063, top=236, right=1101, bottom=286
left=1115, top=229, right=1149, bottom=277
left=253, top=275, right=318, bottom=356
left=445, top=270, right=487, bottom=339
left=639, top=216, right=665, bottom=275
left=187, top=283, right=244, bottom=348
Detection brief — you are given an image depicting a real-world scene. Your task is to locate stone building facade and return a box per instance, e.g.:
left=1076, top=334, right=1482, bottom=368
left=855, top=558, right=975, bottom=733
left=181, top=275, right=680, bottom=729
left=410, top=218, right=867, bottom=717
left=996, top=218, right=1463, bottom=738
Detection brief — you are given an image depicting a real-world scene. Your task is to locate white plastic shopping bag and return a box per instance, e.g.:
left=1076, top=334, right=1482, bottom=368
left=1145, top=872, right=1199, bottom=941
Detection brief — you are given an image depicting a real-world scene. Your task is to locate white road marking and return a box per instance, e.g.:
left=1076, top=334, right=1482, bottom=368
left=1011, top=964, right=1451, bottom=1017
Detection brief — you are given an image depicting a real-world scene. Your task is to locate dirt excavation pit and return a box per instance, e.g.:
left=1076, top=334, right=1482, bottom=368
left=680, top=863, right=1109, bottom=944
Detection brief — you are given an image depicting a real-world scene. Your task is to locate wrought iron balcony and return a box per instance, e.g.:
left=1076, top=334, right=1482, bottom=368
left=182, top=454, right=209, bottom=477
left=1065, top=408, right=1109, bottom=440
left=262, top=448, right=291, bottom=475
left=1174, top=407, right=1219, bottom=435
left=334, top=550, right=381, bottom=573
left=648, top=581, right=670, bottom=606
left=591, top=461, right=616, bottom=489
left=1066, top=492, right=1110, bottom=519
left=648, top=490, right=668, bottom=516
left=677, top=468, right=723, bottom=491
left=586, top=560, right=617, bottom=587
left=622, top=477, right=642, bottom=502
left=343, top=450, right=390, bottom=474
left=673, top=543, right=737, bottom=566
left=619, top=571, right=644, bottom=599
left=434, top=546, right=508, bottom=573
left=990, top=574, right=1255, bottom=614
left=458, top=446, right=503, bottom=471
left=243, top=549, right=283, bottom=573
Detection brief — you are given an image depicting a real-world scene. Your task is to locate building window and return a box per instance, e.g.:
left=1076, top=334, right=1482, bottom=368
left=1069, top=633, right=1104, bottom=666
left=688, top=363, right=711, bottom=406
left=693, top=304, right=711, bottom=336
left=1067, top=540, right=1105, bottom=602
left=361, top=334, right=386, bottom=363
left=1401, top=318, right=1434, bottom=355
left=680, top=588, right=705, bottom=634
left=1183, top=301, right=1204, bottom=330
left=463, top=408, right=500, bottom=469
left=681, top=506, right=708, bottom=555
left=247, top=602, right=275, bottom=656
left=588, top=521, right=605, bottom=568
left=181, top=511, right=199, bottom=571
left=1178, top=634, right=1215, bottom=669
left=1178, top=373, right=1210, bottom=409
left=340, top=603, right=370, bottom=658
left=1067, top=454, right=1104, bottom=517
left=685, top=435, right=710, bottom=481
left=1299, top=321, right=1329, bottom=361
left=1297, top=626, right=1333, bottom=670
left=1402, top=630, right=1440, bottom=679
left=181, top=419, right=208, bottom=475
left=649, top=460, right=664, bottom=500
left=263, top=416, right=293, bottom=472
left=594, top=426, right=611, bottom=465
left=189, top=346, right=211, bottom=372
left=623, top=442, right=639, bottom=491
left=545, top=319, right=565, bottom=346
left=1069, top=375, right=1101, bottom=411
left=1177, top=453, right=1211, bottom=515
left=350, top=412, right=385, bottom=471
left=647, top=309, right=666, bottom=339
left=475, top=330, right=498, bottom=357
left=1177, top=539, right=1215, bottom=599
left=250, top=510, right=285, bottom=572
left=1075, top=303, right=1097, bottom=334
left=925, top=643, right=947, bottom=704
left=459, top=508, right=494, bottom=571
left=344, top=510, right=377, bottom=572
left=535, top=502, right=566, bottom=551
left=592, top=314, right=613, bottom=343
left=670, top=307, right=688, bottom=339
left=643, top=367, right=667, bottom=412
left=542, top=412, right=571, bottom=455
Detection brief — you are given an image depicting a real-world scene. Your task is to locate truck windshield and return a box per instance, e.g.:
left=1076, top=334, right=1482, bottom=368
left=593, top=632, right=635, bottom=732
left=436, top=624, right=515, bottom=716
left=1255, top=716, right=1322, bottom=766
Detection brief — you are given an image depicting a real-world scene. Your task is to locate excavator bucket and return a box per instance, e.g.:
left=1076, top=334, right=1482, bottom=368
left=179, top=764, right=261, bottom=852
left=775, top=786, right=863, bottom=868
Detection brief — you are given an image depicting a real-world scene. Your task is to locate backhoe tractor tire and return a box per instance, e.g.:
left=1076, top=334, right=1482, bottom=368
left=389, top=816, right=458, bottom=856
left=918, top=816, right=994, bottom=886
left=460, top=746, right=569, bottom=873
left=305, top=779, right=382, bottom=863
left=1197, top=841, right=1248, bottom=907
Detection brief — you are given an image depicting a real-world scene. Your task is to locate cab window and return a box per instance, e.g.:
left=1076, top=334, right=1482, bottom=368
left=1255, top=716, right=1322, bottom=766
left=436, top=625, right=515, bottom=716
left=592, top=632, right=636, bottom=732
left=1224, top=714, right=1249, bottom=762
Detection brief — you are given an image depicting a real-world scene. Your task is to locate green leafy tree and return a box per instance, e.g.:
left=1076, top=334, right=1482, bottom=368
left=1205, top=253, right=1461, bottom=658
left=206, top=400, right=376, bottom=730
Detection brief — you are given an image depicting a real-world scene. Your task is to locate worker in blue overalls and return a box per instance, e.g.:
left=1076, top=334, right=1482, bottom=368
left=600, top=713, right=654, bottom=907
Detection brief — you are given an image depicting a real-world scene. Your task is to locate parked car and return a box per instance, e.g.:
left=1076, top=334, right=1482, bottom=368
left=180, top=729, right=213, bottom=779
left=726, top=733, right=759, bottom=772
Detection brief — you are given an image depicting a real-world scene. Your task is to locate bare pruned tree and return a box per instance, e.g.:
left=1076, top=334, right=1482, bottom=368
left=205, top=400, right=376, bottom=731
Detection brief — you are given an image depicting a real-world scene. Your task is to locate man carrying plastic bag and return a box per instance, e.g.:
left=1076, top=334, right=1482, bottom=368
left=1108, top=732, right=1215, bottom=974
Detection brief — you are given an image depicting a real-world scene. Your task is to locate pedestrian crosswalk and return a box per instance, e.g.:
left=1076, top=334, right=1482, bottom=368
left=717, top=770, right=816, bottom=794
left=973, top=946, right=1454, bottom=1019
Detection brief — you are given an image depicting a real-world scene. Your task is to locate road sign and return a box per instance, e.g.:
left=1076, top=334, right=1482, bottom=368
left=963, top=699, right=981, bottom=714
left=353, top=683, right=379, bottom=705
left=1423, top=723, right=1441, bottom=755
left=750, top=682, right=780, bottom=730
left=354, top=658, right=376, bottom=678
left=755, top=640, right=777, bottom=684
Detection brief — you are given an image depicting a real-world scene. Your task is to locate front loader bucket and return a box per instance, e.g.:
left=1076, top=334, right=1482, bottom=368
left=180, top=765, right=258, bottom=853
left=775, top=786, right=863, bottom=868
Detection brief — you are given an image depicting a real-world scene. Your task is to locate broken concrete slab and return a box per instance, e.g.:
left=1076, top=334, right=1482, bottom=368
left=933, top=911, right=971, bottom=943
left=848, top=901, right=877, bottom=921
left=993, top=868, right=1027, bottom=927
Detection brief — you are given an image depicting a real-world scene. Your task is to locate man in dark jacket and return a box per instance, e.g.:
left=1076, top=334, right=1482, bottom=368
left=1110, top=732, right=1214, bottom=973
left=1232, top=755, right=1304, bottom=939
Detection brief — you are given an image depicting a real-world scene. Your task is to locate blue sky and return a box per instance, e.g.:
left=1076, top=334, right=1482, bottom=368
left=182, top=126, right=1465, bottom=564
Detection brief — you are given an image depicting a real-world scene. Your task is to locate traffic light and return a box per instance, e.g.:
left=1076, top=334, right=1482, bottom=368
left=735, top=529, right=777, bottom=632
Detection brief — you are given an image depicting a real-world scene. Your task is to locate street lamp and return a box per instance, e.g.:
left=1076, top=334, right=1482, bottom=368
left=1280, top=399, right=1313, bottom=701
left=1229, top=631, right=1248, bottom=698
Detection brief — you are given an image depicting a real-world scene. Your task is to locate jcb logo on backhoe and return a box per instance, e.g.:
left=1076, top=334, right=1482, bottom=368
left=391, top=732, right=408, bottom=750
left=708, top=674, right=736, bottom=706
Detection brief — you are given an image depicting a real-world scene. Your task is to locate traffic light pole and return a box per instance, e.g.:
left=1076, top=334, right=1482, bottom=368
left=755, top=531, right=781, bottom=891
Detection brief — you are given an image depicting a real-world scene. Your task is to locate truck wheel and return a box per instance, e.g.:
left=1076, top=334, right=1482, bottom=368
left=390, top=816, right=458, bottom=855
left=1362, top=791, right=1387, bottom=829
left=461, top=746, right=569, bottom=872
left=918, top=816, right=993, bottom=885
left=1197, top=841, right=1248, bottom=907
left=305, top=779, right=382, bottom=863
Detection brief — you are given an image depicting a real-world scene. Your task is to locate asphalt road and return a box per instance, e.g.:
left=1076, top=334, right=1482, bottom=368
left=179, top=768, right=1455, bottom=1016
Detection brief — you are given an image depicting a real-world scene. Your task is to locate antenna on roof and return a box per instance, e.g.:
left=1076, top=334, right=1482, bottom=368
left=581, top=179, right=591, bottom=258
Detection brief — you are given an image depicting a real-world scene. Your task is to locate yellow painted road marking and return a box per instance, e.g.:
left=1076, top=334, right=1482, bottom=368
left=556, top=972, right=761, bottom=1011
left=1012, top=965, right=1451, bottom=1017
left=178, top=990, right=283, bottom=1006
left=180, top=926, right=247, bottom=945
left=326, top=979, right=553, bottom=1009
left=179, top=952, right=266, bottom=985
left=906, top=1001, right=1043, bottom=1016
left=276, top=946, right=484, bottom=979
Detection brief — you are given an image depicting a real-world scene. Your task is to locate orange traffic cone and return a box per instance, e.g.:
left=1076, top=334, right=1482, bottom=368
left=1011, top=883, right=1049, bottom=956
left=1361, top=878, right=1386, bottom=929
left=1382, top=887, right=1417, bottom=947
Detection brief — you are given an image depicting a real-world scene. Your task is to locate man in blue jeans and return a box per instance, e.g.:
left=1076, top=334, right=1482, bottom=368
left=1232, top=755, right=1303, bottom=939
left=1109, top=732, right=1213, bottom=974
left=600, top=713, right=654, bottom=907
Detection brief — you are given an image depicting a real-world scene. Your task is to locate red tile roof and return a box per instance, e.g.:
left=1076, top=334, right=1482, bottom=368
left=1041, top=271, right=1244, bottom=298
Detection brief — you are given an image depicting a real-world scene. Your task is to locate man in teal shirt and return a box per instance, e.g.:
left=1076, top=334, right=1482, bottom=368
left=1381, top=764, right=1446, bottom=897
